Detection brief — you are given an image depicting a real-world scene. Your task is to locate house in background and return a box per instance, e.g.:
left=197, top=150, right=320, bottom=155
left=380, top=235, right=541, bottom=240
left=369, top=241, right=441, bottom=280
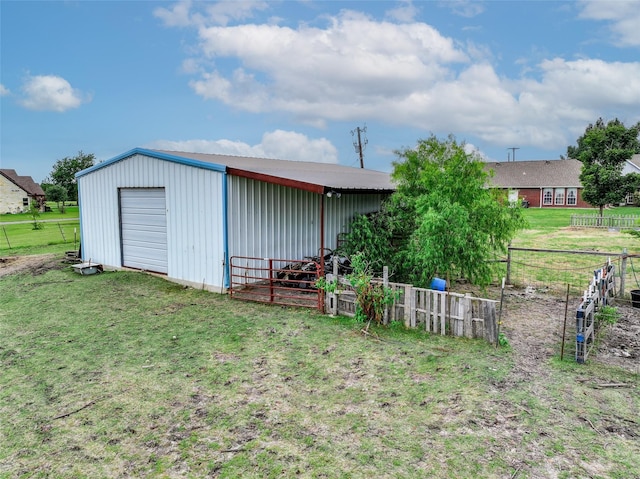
left=0, top=169, right=46, bottom=213
left=76, top=148, right=394, bottom=293
left=484, top=159, right=591, bottom=208
left=621, top=154, right=640, bottom=204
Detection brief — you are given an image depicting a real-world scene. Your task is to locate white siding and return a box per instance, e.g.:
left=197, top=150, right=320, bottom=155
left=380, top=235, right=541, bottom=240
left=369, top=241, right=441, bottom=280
left=78, top=154, right=225, bottom=291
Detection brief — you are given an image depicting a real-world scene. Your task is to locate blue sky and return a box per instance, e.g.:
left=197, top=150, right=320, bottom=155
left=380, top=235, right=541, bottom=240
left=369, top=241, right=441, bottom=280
left=1, top=0, right=639, bottom=182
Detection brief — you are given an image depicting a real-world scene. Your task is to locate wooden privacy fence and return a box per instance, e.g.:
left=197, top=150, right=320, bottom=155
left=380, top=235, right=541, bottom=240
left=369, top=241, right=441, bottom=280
left=570, top=214, right=638, bottom=229
left=324, top=272, right=498, bottom=344
left=575, top=261, right=615, bottom=364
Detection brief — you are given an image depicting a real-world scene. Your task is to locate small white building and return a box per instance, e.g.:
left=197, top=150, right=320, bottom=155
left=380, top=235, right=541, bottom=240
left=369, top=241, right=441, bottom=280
left=76, top=148, right=394, bottom=292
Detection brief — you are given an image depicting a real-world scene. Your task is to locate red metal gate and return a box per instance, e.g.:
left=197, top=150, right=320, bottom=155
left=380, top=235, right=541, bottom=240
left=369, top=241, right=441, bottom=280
left=229, top=256, right=324, bottom=311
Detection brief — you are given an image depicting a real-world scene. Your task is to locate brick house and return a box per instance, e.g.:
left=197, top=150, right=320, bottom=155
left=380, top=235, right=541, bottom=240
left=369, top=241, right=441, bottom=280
left=484, top=159, right=590, bottom=208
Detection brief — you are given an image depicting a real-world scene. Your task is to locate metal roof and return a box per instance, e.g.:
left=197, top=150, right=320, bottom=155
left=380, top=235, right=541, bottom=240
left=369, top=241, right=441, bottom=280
left=153, top=149, right=395, bottom=193
left=76, top=148, right=395, bottom=194
left=484, top=159, right=583, bottom=189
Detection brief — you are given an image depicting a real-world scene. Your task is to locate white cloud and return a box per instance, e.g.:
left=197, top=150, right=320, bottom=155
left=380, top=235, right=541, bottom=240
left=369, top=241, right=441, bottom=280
left=578, top=0, right=640, bottom=46
left=146, top=129, right=338, bottom=163
left=19, top=75, right=88, bottom=112
left=154, top=0, right=195, bottom=27
left=0, top=84, right=9, bottom=96
left=154, top=0, right=268, bottom=27
left=385, top=1, right=419, bottom=23
left=161, top=2, right=640, bottom=153
left=441, top=0, right=485, bottom=18
left=191, top=10, right=468, bottom=123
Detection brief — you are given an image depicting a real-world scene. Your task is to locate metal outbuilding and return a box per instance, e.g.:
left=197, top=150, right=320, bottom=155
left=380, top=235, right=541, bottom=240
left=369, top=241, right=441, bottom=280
left=76, top=148, right=394, bottom=292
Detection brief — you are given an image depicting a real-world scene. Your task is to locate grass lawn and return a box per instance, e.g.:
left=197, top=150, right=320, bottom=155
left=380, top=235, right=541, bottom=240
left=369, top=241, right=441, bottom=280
left=1, top=266, right=638, bottom=478
left=0, top=221, right=80, bottom=255
left=0, top=204, right=80, bottom=255
left=0, top=204, right=79, bottom=223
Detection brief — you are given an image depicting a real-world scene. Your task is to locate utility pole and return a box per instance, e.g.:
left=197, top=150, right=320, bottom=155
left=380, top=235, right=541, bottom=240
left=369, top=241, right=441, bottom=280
left=351, top=125, right=368, bottom=169
left=507, top=147, right=520, bottom=162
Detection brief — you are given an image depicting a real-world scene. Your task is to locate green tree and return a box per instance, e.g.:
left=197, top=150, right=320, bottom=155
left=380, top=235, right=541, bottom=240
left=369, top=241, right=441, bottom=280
left=46, top=151, right=95, bottom=202
left=567, top=118, right=640, bottom=216
left=343, top=135, right=526, bottom=287
left=45, top=184, right=68, bottom=213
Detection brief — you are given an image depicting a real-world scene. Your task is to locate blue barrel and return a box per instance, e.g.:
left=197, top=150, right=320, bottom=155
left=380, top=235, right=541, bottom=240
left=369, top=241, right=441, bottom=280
left=430, top=277, right=446, bottom=291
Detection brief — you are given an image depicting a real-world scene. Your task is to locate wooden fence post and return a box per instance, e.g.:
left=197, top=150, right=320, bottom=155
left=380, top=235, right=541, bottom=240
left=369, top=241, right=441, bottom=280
left=484, top=301, right=498, bottom=344
left=383, top=266, right=389, bottom=325
left=407, top=285, right=414, bottom=328
left=506, top=247, right=512, bottom=285
left=464, top=293, right=473, bottom=338
left=439, top=292, right=447, bottom=335
left=620, top=249, right=627, bottom=298
left=328, top=257, right=338, bottom=316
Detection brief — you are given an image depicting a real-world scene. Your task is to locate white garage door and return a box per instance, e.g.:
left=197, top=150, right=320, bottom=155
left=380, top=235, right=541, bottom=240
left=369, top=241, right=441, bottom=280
left=120, top=188, right=168, bottom=274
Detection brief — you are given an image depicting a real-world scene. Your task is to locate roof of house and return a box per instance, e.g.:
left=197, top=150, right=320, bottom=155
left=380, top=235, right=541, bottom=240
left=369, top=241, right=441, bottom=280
left=0, top=169, right=46, bottom=196
left=484, top=159, right=582, bottom=189
left=626, top=154, right=640, bottom=170
left=76, top=148, right=395, bottom=194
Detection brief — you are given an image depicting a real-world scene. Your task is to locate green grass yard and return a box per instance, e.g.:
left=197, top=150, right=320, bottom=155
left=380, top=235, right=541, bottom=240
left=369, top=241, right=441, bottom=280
left=0, top=204, right=80, bottom=255
left=1, top=266, right=638, bottom=478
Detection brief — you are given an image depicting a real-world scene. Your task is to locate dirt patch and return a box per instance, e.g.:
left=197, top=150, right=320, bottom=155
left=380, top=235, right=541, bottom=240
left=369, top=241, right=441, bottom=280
left=498, top=285, right=640, bottom=373
left=0, top=254, right=66, bottom=278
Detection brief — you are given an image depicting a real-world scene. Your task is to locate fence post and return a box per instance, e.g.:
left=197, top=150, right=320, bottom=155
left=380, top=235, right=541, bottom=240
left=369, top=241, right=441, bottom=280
left=506, top=247, right=512, bottom=285
left=2, top=226, right=11, bottom=249
left=407, top=285, right=415, bottom=328
left=330, top=257, right=338, bottom=316
left=269, top=259, right=274, bottom=304
left=463, top=293, right=473, bottom=338
left=383, top=266, right=389, bottom=325
left=619, top=249, right=627, bottom=298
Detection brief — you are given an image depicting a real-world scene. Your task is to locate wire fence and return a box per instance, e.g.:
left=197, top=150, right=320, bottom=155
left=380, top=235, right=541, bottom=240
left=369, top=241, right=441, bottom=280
left=498, top=247, right=640, bottom=306
left=0, top=221, right=80, bottom=251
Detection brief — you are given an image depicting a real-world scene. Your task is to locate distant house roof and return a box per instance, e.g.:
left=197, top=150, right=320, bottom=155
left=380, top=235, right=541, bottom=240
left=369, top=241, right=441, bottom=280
left=623, top=154, right=640, bottom=175
left=0, top=169, right=45, bottom=196
left=76, top=148, right=395, bottom=194
left=484, top=159, right=582, bottom=189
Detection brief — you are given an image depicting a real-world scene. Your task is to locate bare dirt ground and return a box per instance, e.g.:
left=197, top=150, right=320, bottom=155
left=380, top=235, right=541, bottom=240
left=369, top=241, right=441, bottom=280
left=0, top=254, right=66, bottom=278
left=499, top=285, right=639, bottom=374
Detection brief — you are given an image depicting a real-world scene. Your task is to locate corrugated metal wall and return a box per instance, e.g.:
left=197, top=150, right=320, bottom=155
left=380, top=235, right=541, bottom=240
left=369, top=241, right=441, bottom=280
left=323, top=192, right=386, bottom=251
left=78, top=154, right=225, bottom=290
left=227, top=175, right=385, bottom=261
left=227, top=177, right=319, bottom=261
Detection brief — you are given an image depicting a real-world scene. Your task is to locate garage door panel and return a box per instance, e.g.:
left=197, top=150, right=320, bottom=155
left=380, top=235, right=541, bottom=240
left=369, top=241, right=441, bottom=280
left=120, top=188, right=168, bottom=274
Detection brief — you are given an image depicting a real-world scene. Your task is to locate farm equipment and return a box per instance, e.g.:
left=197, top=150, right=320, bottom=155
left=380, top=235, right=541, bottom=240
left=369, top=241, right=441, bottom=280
left=276, top=249, right=352, bottom=289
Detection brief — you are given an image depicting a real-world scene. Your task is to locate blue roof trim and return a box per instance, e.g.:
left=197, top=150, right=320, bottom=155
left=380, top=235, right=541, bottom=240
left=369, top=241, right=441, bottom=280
left=75, top=147, right=227, bottom=178
left=222, top=172, right=230, bottom=290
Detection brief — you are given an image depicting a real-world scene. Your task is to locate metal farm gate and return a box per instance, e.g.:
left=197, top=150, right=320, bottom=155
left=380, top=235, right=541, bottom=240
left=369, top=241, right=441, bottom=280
left=229, top=256, right=324, bottom=310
